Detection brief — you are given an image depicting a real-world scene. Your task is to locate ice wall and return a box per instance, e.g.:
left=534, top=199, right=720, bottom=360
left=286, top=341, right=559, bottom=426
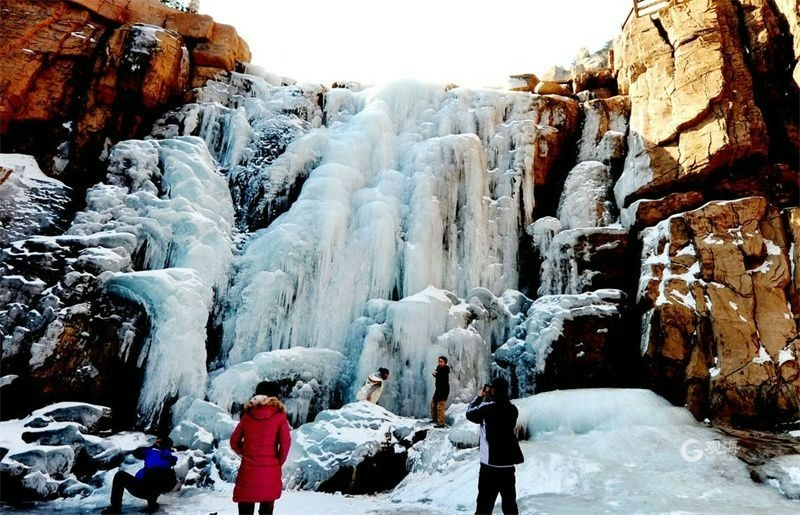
left=216, top=81, right=539, bottom=382
left=72, top=137, right=235, bottom=426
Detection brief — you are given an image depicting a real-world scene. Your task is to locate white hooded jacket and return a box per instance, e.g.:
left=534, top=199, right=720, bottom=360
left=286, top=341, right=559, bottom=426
left=356, top=373, right=385, bottom=403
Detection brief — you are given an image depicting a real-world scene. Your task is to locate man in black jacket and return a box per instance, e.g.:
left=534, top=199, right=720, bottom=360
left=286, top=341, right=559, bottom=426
left=430, top=355, right=450, bottom=427
left=466, top=377, right=524, bottom=515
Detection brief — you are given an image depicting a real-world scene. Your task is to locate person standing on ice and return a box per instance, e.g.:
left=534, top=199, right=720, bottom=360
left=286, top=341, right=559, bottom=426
left=356, top=367, right=390, bottom=404
left=430, top=356, right=450, bottom=427
left=466, top=377, right=524, bottom=515
left=230, top=394, right=292, bottom=515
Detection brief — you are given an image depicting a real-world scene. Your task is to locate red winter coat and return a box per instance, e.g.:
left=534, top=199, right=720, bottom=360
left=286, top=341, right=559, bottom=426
left=230, top=395, right=292, bottom=503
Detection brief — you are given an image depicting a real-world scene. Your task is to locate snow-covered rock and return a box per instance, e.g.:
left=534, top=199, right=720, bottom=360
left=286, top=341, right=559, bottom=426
left=170, top=398, right=236, bottom=443
left=169, top=421, right=214, bottom=454
left=557, top=160, right=616, bottom=230
left=283, top=402, right=427, bottom=493
left=208, top=347, right=344, bottom=426
left=8, top=446, right=74, bottom=477
left=494, top=289, right=630, bottom=396
left=753, top=454, right=800, bottom=500
left=0, top=154, right=72, bottom=245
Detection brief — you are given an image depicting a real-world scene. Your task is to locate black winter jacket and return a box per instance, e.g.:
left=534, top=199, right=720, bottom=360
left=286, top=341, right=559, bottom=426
left=433, top=365, right=450, bottom=401
left=466, top=395, right=524, bottom=466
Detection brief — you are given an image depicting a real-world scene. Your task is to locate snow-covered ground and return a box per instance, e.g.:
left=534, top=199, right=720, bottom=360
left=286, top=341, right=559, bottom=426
left=3, top=389, right=798, bottom=514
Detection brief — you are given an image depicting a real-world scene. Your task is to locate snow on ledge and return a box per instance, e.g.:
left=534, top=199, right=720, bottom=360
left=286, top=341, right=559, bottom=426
left=515, top=388, right=696, bottom=437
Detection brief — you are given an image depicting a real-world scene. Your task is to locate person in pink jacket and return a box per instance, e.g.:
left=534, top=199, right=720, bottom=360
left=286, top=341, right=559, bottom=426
left=230, top=394, right=292, bottom=515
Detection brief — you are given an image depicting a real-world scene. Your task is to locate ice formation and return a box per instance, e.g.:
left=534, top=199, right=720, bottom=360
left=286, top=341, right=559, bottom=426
left=68, top=137, right=235, bottom=426
left=0, top=154, right=72, bottom=244
left=145, top=77, right=549, bottom=417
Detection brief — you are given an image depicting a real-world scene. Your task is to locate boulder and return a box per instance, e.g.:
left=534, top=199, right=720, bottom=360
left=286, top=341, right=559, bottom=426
left=494, top=289, right=637, bottom=396
left=572, top=67, right=617, bottom=95
left=639, top=197, right=800, bottom=424
left=170, top=398, right=236, bottom=443
left=30, top=402, right=111, bottom=432
left=8, top=446, right=75, bottom=477
left=21, top=423, right=86, bottom=446
left=620, top=191, right=706, bottom=230
left=20, top=470, right=59, bottom=498
left=508, top=73, right=540, bottom=92
left=169, top=421, right=214, bottom=454
left=535, top=81, right=572, bottom=96
left=283, top=402, right=427, bottom=494
left=591, top=130, right=627, bottom=165
left=192, top=23, right=250, bottom=70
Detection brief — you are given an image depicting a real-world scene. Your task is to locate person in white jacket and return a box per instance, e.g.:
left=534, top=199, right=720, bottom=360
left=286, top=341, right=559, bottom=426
left=356, top=367, right=390, bottom=404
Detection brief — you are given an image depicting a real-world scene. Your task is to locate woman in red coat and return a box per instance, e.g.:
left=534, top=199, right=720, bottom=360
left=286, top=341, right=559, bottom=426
left=230, top=394, right=292, bottom=515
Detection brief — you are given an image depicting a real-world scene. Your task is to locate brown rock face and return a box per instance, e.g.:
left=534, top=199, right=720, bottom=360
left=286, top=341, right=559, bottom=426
left=770, top=0, right=800, bottom=88
left=0, top=1, right=104, bottom=131
left=737, top=0, right=800, bottom=164
left=524, top=95, right=580, bottom=225
left=640, top=197, right=799, bottom=424
left=621, top=191, right=706, bottom=230
left=0, top=0, right=250, bottom=185
left=614, top=0, right=798, bottom=207
left=73, top=23, right=189, bottom=171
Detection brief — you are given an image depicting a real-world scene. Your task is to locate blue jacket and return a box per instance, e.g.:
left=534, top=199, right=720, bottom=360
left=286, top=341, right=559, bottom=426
left=466, top=395, right=524, bottom=467
left=133, top=446, right=178, bottom=491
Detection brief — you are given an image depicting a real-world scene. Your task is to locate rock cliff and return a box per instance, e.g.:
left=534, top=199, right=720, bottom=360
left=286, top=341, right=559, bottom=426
left=0, top=0, right=250, bottom=188
left=610, top=0, right=799, bottom=424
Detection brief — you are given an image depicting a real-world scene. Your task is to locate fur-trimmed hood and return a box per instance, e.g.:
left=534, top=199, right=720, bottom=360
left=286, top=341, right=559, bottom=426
left=244, top=395, right=286, bottom=416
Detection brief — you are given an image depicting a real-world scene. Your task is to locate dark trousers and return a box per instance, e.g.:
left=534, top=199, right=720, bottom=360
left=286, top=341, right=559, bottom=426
left=109, top=471, right=158, bottom=508
left=238, top=501, right=274, bottom=514
left=475, top=464, right=518, bottom=515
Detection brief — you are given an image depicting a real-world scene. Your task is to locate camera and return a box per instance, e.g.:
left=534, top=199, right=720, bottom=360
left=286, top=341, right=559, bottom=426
left=482, top=383, right=492, bottom=393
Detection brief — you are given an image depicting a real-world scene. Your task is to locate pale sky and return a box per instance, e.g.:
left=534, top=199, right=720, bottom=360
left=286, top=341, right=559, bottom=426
left=199, top=0, right=633, bottom=88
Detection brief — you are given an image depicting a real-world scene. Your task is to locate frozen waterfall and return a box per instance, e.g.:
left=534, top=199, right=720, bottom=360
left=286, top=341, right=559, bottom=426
left=84, top=72, right=579, bottom=421
left=69, top=137, right=235, bottom=426
left=185, top=76, right=545, bottom=417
